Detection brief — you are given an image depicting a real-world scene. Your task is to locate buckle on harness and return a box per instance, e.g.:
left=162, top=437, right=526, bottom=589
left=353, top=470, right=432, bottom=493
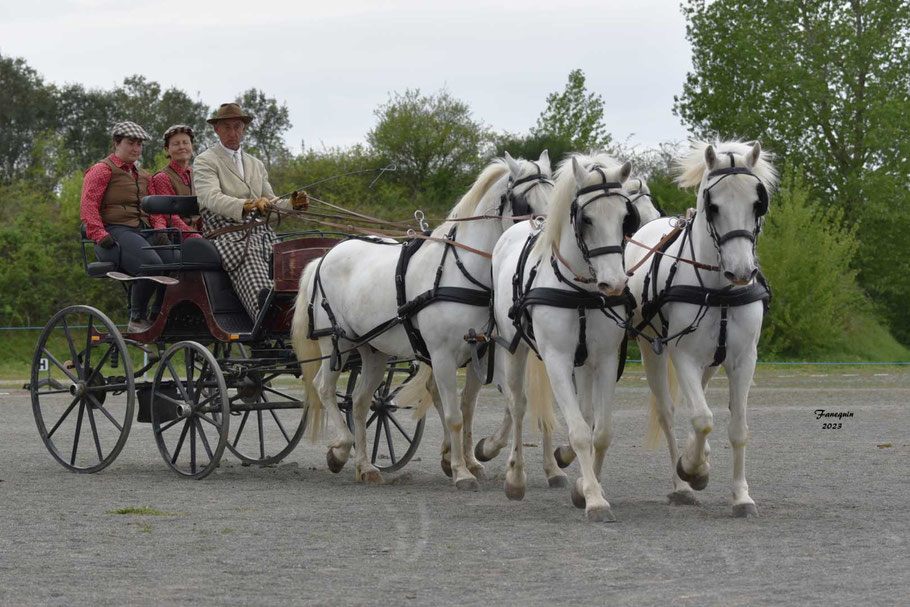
left=651, top=337, right=665, bottom=356
left=464, top=329, right=488, bottom=344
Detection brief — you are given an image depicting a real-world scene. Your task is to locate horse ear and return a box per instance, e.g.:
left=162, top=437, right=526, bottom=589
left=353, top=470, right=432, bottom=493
left=538, top=149, right=550, bottom=173
left=572, top=156, right=588, bottom=185
left=619, top=161, right=632, bottom=183
left=746, top=140, right=762, bottom=169
left=704, top=144, right=717, bottom=169
left=504, top=152, right=521, bottom=178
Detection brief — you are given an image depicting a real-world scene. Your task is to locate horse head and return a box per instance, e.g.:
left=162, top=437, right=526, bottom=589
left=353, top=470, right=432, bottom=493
left=696, top=141, right=777, bottom=285
left=569, top=155, right=634, bottom=296
left=501, top=150, right=553, bottom=229
left=626, top=176, right=663, bottom=227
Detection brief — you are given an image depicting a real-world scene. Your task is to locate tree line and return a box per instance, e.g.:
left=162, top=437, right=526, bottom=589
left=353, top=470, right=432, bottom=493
left=2, top=0, right=909, bottom=360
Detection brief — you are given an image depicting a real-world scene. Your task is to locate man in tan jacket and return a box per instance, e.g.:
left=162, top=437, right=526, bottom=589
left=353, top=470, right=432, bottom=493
left=194, top=102, right=305, bottom=320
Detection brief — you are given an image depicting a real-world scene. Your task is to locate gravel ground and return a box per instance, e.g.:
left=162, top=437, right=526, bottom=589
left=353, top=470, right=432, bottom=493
left=1, top=368, right=908, bottom=606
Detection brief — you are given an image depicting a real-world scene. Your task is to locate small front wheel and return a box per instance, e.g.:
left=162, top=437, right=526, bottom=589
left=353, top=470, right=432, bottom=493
left=151, top=341, right=230, bottom=479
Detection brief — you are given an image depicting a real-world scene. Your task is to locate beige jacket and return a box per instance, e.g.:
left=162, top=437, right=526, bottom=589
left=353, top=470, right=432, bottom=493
left=194, top=145, right=291, bottom=223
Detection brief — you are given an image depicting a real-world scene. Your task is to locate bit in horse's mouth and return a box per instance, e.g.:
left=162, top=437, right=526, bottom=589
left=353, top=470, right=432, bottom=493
left=731, top=279, right=750, bottom=286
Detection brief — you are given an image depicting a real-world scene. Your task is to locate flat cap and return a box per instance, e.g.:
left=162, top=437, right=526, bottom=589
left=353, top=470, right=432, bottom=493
left=111, top=121, right=150, bottom=141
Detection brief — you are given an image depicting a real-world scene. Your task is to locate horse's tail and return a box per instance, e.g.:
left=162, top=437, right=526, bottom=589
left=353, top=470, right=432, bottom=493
left=526, top=352, right=558, bottom=434
left=644, top=357, right=679, bottom=449
left=395, top=363, right=433, bottom=420
left=291, top=259, right=326, bottom=439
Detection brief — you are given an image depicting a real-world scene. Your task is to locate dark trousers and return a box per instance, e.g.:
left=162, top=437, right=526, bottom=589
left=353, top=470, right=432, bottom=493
left=94, top=224, right=177, bottom=319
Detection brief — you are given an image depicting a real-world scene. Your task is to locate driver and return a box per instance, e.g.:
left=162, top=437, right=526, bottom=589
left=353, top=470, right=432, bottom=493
left=194, top=103, right=308, bottom=320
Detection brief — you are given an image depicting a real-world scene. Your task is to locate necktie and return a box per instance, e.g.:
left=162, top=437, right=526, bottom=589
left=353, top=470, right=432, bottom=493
left=233, top=151, right=244, bottom=179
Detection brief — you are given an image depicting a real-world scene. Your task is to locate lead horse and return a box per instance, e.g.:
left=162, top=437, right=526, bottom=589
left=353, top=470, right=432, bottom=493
left=291, top=152, right=552, bottom=488
left=490, top=154, right=636, bottom=521
left=626, top=140, right=778, bottom=517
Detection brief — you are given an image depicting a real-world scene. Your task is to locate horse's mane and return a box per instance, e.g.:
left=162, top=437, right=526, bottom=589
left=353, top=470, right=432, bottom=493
left=432, top=161, right=509, bottom=236
left=532, top=152, right=623, bottom=255
left=675, top=140, right=779, bottom=190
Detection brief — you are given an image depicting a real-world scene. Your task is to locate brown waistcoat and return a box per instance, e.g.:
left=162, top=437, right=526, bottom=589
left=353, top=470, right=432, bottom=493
left=159, top=164, right=194, bottom=195
left=99, top=157, right=150, bottom=227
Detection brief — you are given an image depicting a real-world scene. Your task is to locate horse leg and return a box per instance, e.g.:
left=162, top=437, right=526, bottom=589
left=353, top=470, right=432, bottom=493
left=315, top=360, right=352, bottom=473
left=640, top=343, right=697, bottom=504
left=460, top=365, right=486, bottom=480
left=350, top=349, right=389, bottom=484
left=503, top=344, right=529, bottom=500
left=672, top=353, right=712, bottom=491
left=428, top=378, right=452, bottom=478
left=541, top=425, right=568, bottom=488
left=590, top=356, right=616, bottom=481
left=544, top=353, right=613, bottom=522
left=432, top=354, right=478, bottom=491
left=726, top=353, right=759, bottom=518
left=474, top=347, right=513, bottom=463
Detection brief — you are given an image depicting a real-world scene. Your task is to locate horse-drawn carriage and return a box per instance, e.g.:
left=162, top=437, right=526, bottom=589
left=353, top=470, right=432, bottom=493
left=29, top=195, right=425, bottom=479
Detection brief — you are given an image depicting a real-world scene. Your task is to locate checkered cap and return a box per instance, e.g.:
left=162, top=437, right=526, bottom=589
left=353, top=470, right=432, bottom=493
left=111, top=121, right=150, bottom=141
left=163, top=124, right=195, bottom=145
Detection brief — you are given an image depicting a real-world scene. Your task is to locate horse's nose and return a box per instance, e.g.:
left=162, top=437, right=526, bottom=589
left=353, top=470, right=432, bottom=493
left=597, top=280, right=626, bottom=296
left=723, top=267, right=758, bottom=285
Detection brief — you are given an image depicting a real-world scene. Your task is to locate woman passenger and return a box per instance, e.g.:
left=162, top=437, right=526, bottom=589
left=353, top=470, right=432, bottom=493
left=80, top=121, right=177, bottom=334
left=148, top=124, right=204, bottom=239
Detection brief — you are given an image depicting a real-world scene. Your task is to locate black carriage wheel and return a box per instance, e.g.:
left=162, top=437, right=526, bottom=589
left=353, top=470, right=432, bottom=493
left=151, top=341, right=229, bottom=479
left=31, top=305, right=135, bottom=473
left=341, top=360, right=426, bottom=473
left=219, top=343, right=308, bottom=466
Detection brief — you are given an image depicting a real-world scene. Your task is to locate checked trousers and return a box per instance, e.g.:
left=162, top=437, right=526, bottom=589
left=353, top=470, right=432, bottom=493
left=202, top=208, right=277, bottom=320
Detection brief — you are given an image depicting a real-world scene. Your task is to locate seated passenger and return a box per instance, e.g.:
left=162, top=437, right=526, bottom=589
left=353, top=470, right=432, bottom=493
left=148, top=124, right=203, bottom=240
left=194, top=103, right=307, bottom=320
left=80, top=121, right=177, bottom=333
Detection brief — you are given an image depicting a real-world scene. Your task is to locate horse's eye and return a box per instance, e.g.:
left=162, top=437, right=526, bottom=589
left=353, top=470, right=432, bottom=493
left=582, top=216, right=592, bottom=225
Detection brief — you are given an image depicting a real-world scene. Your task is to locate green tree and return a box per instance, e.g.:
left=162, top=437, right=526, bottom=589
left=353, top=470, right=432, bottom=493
left=490, top=131, right=574, bottom=168
left=235, top=88, right=292, bottom=169
left=534, top=69, right=611, bottom=151
left=0, top=53, right=56, bottom=181
left=367, top=88, right=488, bottom=203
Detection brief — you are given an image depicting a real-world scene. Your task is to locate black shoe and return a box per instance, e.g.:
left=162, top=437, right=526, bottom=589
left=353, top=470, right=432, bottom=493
left=127, top=318, right=152, bottom=333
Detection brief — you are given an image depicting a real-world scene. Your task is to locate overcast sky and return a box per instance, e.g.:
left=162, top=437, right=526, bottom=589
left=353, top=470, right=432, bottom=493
left=0, top=0, right=694, bottom=153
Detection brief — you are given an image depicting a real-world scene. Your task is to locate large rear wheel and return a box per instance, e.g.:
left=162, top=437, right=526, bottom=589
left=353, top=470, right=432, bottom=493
left=31, top=305, right=135, bottom=473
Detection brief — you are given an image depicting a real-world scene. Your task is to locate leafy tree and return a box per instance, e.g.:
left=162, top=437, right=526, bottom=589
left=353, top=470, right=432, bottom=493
left=235, top=88, right=292, bottom=169
left=0, top=53, right=56, bottom=181
left=490, top=131, right=575, bottom=168
left=54, top=83, right=117, bottom=172
left=534, top=69, right=612, bottom=151
left=367, top=88, right=488, bottom=203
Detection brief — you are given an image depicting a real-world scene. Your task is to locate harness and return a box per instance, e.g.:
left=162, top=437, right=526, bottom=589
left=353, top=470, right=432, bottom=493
left=633, top=157, right=772, bottom=366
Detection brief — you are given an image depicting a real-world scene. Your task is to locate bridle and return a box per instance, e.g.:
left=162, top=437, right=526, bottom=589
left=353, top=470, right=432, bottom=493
left=700, top=154, right=769, bottom=257
left=569, top=167, right=640, bottom=268
left=499, top=161, right=553, bottom=222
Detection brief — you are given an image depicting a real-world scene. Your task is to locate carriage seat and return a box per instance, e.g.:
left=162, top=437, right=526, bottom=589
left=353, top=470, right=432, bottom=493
left=80, top=224, right=119, bottom=277
left=141, top=194, right=199, bottom=217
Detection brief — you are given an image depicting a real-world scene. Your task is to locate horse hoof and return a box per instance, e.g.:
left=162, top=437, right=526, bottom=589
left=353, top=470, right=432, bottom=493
left=554, top=445, right=576, bottom=469
left=440, top=458, right=453, bottom=478
left=667, top=490, right=700, bottom=506
left=326, top=449, right=346, bottom=474
left=469, top=465, right=486, bottom=481
left=548, top=475, right=569, bottom=488
left=733, top=503, right=759, bottom=518
left=474, top=438, right=494, bottom=462
left=455, top=478, right=479, bottom=492
left=361, top=469, right=383, bottom=485
left=676, top=457, right=709, bottom=491
left=504, top=481, right=526, bottom=501
left=586, top=505, right=616, bottom=523
left=570, top=481, right=586, bottom=509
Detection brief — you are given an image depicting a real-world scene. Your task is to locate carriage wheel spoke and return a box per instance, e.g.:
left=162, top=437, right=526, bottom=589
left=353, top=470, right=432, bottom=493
left=386, top=411, right=414, bottom=445
left=257, top=411, right=265, bottom=459
left=190, top=419, right=197, bottom=474
left=156, top=415, right=183, bottom=435
left=84, top=344, right=114, bottom=385
left=269, top=409, right=291, bottom=443
left=171, top=419, right=191, bottom=464
left=166, top=361, right=192, bottom=403
left=184, top=349, right=196, bottom=403
left=262, top=385, right=298, bottom=401
left=43, top=349, right=78, bottom=383
left=193, top=361, right=210, bottom=405
left=365, top=410, right=378, bottom=428
left=70, top=402, right=86, bottom=465
left=383, top=415, right=397, bottom=464
left=61, top=318, right=81, bottom=375
left=47, top=395, right=81, bottom=439
left=90, top=398, right=124, bottom=432
left=86, top=406, right=104, bottom=462
left=83, top=316, right=94, bottom=371
left=195, top=418, right=214, bottom=461
left=198, top=413, right=221, bottom=429
left=232, top=410, right=251, bottom=447
left=371, top=414, right=382, bottom=464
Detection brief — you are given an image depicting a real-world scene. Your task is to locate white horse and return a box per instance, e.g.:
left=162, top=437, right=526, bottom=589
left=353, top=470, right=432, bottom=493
left=490, top=153, right=635, bottom=521
left=291, top=152, right=553, bottom=488
left=473, top=166, right=664, bottom=482
left=626, top=140, right=778, bottom=517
